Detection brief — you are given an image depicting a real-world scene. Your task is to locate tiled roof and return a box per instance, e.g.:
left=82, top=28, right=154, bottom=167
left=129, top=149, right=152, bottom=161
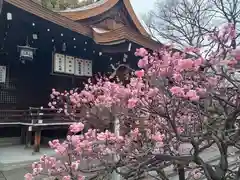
left=59, top=0, right=108, bottom=12
left=3, top=0, right=160, bottom=50
left=93, top=26, right=160, bottom=50
left=59, top=0, right=149, bottom=37
left=4, top=0, right=92, bottom=37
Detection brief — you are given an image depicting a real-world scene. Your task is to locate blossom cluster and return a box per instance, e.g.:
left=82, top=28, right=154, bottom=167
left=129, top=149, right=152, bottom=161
left=25, top=23, right=240, bottom=180
left=25, top=121, right=166, bottom=180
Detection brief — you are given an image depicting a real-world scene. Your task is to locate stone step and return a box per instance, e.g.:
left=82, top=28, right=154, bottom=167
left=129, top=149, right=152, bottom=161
left=0, top=137, right=20, bottom=147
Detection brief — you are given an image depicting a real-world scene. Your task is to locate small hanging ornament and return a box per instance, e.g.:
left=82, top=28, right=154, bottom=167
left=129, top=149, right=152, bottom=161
left=123, top=53, right=128, bottom=62
left=6, top=13, right=12, bottom=20
left=53, top=45, right=56, bottom=52
left=32, top=34, right=38, bottom=40
left=17, top=37, right=37, bottom=64
left=62, top=42, right=66, bottom=52
left=0, top=0, right=3, bottom=15
left=128, top=43, right=132, bottom=51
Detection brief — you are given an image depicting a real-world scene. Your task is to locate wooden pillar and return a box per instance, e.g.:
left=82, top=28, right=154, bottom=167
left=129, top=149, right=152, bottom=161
left=25, top=127, right=32, bottom=148
left=20, top=126, right=26, bottom=144
left=34, top=128, right=41, bottom=153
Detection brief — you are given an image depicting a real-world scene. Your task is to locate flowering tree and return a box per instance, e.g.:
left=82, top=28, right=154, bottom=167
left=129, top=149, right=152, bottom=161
left=25, top=23, right=240, bottom=180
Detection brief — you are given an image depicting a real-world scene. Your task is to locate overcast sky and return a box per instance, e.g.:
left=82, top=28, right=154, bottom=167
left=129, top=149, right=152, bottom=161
left=130, top=0, right=156, bottom=16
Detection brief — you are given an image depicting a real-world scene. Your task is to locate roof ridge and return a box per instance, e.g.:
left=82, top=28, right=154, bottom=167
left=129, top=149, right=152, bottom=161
left=58, top=0, right=108, bottom=13
left=59, top=0, right=149, bottom=37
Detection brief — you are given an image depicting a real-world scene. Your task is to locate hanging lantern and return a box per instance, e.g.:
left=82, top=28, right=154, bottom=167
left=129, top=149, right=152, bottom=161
left=17, top=37, right=37, bottom=64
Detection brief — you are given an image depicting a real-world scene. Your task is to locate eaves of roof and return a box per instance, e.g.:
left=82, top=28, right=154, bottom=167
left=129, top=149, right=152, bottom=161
left=3, top=0, right=160, bottom=50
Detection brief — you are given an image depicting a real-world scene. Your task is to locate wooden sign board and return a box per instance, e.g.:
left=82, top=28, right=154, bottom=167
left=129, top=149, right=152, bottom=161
left=53, top=53, right=65, bottom=73
left=52, top=53, right=92, bottom=77
left=75, top=58, right=85, bottom=76
left=65, top=56, right=75, bottom=74
left=84, top=60, right=92, bottom=77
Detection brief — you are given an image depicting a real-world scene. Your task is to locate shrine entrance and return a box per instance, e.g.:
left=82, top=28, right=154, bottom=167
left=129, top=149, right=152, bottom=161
left=0, top=0, right=153, bottom=154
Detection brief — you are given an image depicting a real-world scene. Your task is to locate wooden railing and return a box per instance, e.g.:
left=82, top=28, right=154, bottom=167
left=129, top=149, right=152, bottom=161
left=28, top=107, right=74, bottom=124
left=0, top=107, right=77, bottom=153
left=0, top=109, right=28, bottom=124
left=0, top=107, right=75, bottom=125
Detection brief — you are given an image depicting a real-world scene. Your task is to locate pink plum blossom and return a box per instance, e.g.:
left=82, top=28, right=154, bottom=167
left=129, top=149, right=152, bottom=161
left=135, top=47, right=148, bottom=57
left=173, top=73, right=183, bottom=82
left=178, top=59, right=194, bottom=70
left=25, top=23, right=240, bottom=180
left=138, top=56, right=149, bottom=68
left=232, top=47, right=240, bottom=60
left=152, top=132, right=165, bottom=142
left=24, top=173, right=33, bottom=180
left=170, top=86, right=185, bottom=97
left=127, top=98, right=138, bottom=108
left=186, top=90, right=200, bottom=101
left=62, top=176, right=71, bottom=180
left=135, top=69, right=145, bottom=78
left=69, top=122, right=85, bottom=133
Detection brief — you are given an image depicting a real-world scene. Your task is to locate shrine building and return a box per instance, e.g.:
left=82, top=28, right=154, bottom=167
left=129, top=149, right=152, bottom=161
left=0, top=0, right=160, bottom=152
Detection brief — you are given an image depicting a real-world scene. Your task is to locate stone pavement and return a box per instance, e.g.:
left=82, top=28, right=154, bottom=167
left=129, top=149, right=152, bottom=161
left=0, top=145, right=55, bottom=171
left=0, top=145, right=55, bottom=180
left=0, top=145, right=238, bottom=180
left=0, top=166, right=31, bottom=180
left=0, top=166, right=57, bottom=180
left=0, top=172, right=6, bottom=180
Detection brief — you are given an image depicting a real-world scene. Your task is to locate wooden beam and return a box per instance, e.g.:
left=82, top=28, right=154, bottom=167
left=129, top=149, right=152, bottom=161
left=100, top=43, right=130, bottom=53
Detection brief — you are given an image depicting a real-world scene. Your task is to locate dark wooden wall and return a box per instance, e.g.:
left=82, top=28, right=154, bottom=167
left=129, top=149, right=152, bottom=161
left=0, top=2, right=99, bottom=109
left=0, top=1, right=141, bottom=111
